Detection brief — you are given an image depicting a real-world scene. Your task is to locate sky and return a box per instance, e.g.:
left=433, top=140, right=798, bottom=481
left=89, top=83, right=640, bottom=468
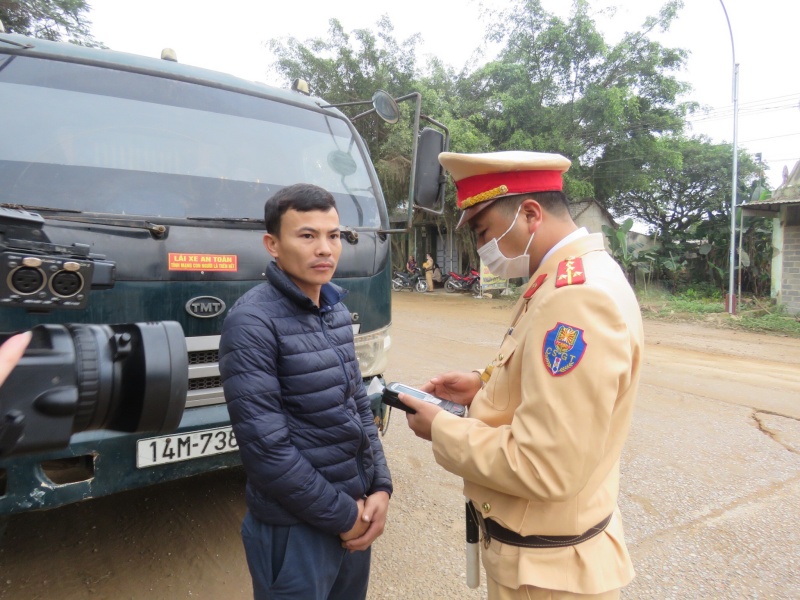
left=86, top=0, right=799, bottom=192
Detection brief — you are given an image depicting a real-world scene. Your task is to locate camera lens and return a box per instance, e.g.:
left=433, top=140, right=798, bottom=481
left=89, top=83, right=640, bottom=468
left=0, top=322, right=188, bottom=456
left=68, top=322, right=188, bottom=435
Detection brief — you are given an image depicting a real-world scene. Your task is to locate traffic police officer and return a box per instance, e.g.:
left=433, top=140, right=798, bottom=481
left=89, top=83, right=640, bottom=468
left=403, top=151, right=644, bottom=599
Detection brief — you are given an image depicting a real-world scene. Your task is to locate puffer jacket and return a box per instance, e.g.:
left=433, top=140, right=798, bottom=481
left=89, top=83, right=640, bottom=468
left=219, top=262, right=392, bottom=536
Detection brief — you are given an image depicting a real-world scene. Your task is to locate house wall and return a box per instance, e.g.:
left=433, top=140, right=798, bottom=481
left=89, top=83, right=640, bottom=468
left=571, top=204, right=609, bottom=235
left=782, top=207, right=800, bottom=314
left=435, top=228, right=462, bottom=275
left=569, top=203, right=609, bottom=250
left=771, top=216, right=783, bottom=301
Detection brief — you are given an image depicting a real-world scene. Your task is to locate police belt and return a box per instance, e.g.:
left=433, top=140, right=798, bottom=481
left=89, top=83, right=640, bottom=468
left=479, top=511, right=612, bottom=549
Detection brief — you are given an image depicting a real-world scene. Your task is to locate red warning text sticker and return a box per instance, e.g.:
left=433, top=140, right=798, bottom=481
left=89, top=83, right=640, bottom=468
left=168, top=253, right=238, bottom=272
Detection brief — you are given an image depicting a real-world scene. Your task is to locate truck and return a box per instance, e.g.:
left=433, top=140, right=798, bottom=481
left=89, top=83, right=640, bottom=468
left=0, top=29, right=446, bottom=515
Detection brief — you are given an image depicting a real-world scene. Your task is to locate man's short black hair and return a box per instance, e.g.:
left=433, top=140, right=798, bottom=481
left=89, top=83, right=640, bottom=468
left=264, top=184, right=338, bottom=236
left=492, top=191, right=570, bottom=219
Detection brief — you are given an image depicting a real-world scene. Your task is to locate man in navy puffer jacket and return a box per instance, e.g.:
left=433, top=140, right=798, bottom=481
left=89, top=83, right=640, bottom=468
left=219, top=183, right=392, bottom=600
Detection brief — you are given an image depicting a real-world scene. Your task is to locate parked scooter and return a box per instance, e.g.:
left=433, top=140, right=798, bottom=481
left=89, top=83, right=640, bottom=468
left=444, top=268, right=481, bottom=294
left=392, top=267, right=429, bottom=293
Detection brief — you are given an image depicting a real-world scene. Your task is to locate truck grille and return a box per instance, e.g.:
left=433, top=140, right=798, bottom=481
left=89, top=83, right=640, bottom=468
left=185, top=336, right=224, bottom=408
left=189, top=350, right=219, bottom=365
left=188, top=376, right=222, bottom=391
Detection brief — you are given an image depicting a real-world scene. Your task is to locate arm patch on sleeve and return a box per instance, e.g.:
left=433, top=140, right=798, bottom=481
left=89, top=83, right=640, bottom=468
left=542, top=323, right=587, bottom=376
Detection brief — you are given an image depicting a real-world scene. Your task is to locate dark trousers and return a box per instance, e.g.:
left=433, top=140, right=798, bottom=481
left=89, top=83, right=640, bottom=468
left=241, top=511, right=371, bottom=600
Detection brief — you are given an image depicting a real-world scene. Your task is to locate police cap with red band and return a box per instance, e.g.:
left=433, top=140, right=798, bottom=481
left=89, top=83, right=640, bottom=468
left=438, top=151, right=572, bottom=229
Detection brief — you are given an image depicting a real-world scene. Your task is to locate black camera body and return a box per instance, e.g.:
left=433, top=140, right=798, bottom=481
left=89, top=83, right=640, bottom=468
left=0, top=208, right=187, bottom=458
left=0, top=207, right=115, bottom=311
left=0, top=322, right=188, bottom=457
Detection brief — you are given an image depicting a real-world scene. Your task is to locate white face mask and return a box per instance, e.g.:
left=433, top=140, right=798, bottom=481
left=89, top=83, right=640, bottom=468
left=477, top=205, right=535, bottom=279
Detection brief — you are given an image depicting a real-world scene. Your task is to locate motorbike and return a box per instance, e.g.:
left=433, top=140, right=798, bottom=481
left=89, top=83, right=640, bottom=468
left=392, top=266, right=429, bottom=293
left=444, top=267, right=481, bottom=294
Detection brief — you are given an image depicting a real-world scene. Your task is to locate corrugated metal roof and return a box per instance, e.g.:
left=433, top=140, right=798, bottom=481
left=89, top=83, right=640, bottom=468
left=745, top=159, right=800, bottom=207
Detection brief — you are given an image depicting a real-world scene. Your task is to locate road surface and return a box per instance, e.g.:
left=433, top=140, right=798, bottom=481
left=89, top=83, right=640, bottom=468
left=1, top=291, right=798, bottom=599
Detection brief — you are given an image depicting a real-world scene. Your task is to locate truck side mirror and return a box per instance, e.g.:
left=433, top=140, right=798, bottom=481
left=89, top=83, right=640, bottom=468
left=413, top=127, right=446, bottom=213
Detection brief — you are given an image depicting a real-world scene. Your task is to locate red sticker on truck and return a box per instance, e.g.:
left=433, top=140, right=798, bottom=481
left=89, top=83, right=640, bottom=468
left=168, top=253, right=238, bottom=271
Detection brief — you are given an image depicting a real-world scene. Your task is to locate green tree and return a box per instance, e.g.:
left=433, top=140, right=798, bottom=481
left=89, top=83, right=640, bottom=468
left=462, top=0, right=691, bottom=200
left=608, top=137, right=759, bottom=241
left=610, top=136, right=761, bottom=290
left=269, top=16, right=424, bottom=211
left=0, top=0, right=102, bottom=46
left=601, top=217, right=651, bottom=283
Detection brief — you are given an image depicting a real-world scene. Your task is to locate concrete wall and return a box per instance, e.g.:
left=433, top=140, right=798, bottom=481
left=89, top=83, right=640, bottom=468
left=782, top=222, right=800, bottom=314
left=771, top=216, right=783, bottom=301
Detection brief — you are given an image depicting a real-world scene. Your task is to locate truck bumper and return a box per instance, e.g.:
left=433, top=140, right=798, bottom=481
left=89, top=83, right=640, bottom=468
left=0, top=404, right=240, bottom=516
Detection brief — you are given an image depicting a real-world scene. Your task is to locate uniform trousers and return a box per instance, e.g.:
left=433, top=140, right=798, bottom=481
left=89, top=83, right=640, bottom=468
left=487, top=577, right=620, bottom=600
left=241, top=511, right=371, bottom=600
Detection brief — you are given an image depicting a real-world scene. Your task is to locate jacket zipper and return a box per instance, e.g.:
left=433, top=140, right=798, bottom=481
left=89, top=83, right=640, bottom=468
left=320, top=311, right=370, bottom=492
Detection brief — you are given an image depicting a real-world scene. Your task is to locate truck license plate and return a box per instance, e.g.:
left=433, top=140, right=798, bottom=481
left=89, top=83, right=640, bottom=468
left=136, top=426, right=238, bottom=468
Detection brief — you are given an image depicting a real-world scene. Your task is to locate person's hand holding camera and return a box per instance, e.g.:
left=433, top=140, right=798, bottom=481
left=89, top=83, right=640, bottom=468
left=0, top=332, right=31, bottom=387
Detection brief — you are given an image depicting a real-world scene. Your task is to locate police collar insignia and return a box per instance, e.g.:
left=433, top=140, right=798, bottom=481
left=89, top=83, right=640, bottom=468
left=555, top=257, right=585, bottom=287
left=523, top=274, right=547, bottom=299
left=542, top=323, right=587, bottom=376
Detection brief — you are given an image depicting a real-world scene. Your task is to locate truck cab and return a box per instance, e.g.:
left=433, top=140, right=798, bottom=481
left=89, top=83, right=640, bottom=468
left=0, top=31, right=446, bottom=514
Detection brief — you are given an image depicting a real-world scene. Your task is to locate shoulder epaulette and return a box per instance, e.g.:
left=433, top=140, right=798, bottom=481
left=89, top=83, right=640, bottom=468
left=555, top=256, right=586, bottom=288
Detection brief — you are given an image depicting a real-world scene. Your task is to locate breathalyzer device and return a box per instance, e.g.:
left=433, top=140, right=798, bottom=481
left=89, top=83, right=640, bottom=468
left=382, top=382, right=466, bottom=417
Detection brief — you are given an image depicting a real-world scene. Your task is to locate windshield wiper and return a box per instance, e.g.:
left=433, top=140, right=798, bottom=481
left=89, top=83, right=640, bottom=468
left=186, top=217, right=264, bottom=223
left=2, top=205, right=168, bottom=237
left=2, top=204, right=81, bottom=214
left=0, top=37, right=34, bottom=49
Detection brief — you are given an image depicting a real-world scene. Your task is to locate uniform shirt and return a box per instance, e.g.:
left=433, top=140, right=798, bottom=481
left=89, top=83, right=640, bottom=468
left=431, top=232, right=643, bottom=594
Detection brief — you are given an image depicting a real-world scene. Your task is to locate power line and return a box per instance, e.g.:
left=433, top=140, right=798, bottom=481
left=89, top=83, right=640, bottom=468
left=739, top=132, right=800, bottom=143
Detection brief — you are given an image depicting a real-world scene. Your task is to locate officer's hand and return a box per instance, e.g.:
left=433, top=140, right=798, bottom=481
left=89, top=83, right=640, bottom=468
left=418, top=371, right=481, bottom=407
left=403, top=394, right=442, bottom=442
left=340, top=498, right=369, bottom=542
left=0, top=332, right=31, bottom=387
left=342, top=491, right=390, bottom=553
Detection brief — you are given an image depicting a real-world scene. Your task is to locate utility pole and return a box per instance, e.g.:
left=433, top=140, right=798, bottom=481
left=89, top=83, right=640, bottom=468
left=719, top=0, right=738, bottom=314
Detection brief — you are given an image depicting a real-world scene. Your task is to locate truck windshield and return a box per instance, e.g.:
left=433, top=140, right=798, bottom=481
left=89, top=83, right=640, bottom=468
left=0, top=56, right=382, bottom=227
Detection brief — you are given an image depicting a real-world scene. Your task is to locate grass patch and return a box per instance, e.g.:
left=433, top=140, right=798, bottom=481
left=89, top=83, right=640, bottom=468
left=737, top=312, right=800, bottom=337
left=637, top=286, right=800, bottom=337
left=485, top=283, right=800, bottom=337
left=657, top=297, right=724, bottom=315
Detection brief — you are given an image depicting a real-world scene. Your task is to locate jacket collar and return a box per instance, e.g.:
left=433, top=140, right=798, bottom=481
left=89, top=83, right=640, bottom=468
left=266, top=261, right=348, bottom=313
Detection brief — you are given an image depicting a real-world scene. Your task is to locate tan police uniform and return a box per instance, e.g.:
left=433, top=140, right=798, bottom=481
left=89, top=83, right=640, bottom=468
left=423, top=257, right=435, bottom=291
left=431, top=151, right=644, bottom=598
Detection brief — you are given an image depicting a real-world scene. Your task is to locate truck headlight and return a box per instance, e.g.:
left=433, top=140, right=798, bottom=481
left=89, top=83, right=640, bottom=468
left=354, top=324, right=391, bottom=378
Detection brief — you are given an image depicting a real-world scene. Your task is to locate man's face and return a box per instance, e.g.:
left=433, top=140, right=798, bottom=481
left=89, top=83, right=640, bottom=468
left=263, top=208, right=342, bottom=296
left=470, top=203, right=525, bottom=253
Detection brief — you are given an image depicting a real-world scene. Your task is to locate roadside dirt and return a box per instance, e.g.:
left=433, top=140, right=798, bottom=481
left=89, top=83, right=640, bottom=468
left=1, top=290, right=798, bottom=599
